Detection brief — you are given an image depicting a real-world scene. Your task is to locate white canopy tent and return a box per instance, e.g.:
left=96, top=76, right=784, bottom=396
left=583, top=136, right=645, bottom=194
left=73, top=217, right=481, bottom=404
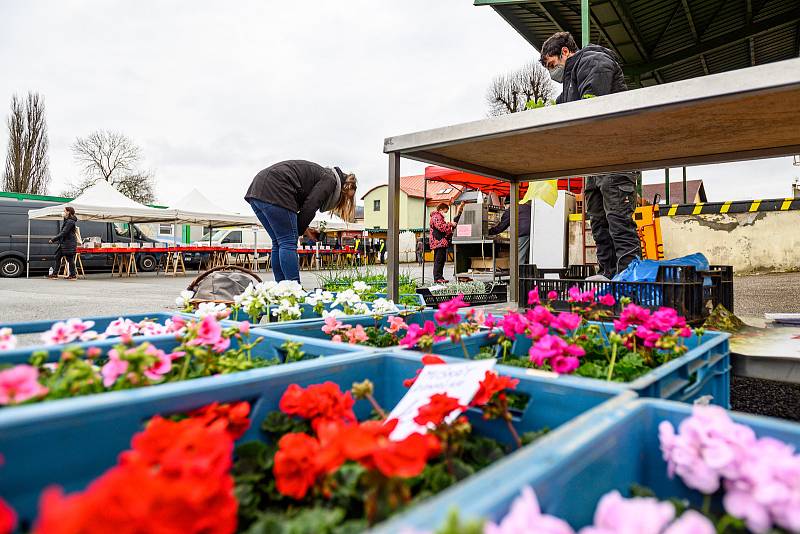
left=26, top=181, right=179, bottom=278
left=309, top=212, right=364, bottom=232
left=168, top=189, right=259, bottom=227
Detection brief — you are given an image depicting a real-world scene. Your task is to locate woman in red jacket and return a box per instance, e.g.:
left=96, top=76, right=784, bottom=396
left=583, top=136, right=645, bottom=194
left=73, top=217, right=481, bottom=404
left=429, top=202, right=464, bottom=283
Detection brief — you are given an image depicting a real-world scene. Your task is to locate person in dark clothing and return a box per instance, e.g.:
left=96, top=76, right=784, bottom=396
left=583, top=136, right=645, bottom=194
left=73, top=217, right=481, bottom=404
left=48, top=206, right=78, bottom=280
left=488, top=201, right=532, bottom=264
left=245, top=160, right=357, bottom=282
left=415, top=238, right=424, bottom=265
left=540, top=32, right=641, bottom=278
left=429, top=202, right=464, bottom=283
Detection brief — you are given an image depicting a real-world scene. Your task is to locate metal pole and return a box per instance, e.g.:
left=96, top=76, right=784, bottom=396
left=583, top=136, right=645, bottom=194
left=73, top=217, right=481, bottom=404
left=253, top=227, right=258, bottom=272
left=387, top=153, right=401, bottom=301
left=26, top=219, right=31, bottom=278
left=682, top=166, right=688, bottom=203
left=664, top=168, right=670, bottom=204
left=421, top=178, right=427, bottom=285
left=509, top=181, right=520, bottom=306
left=581, top=0, right=590, bottom=46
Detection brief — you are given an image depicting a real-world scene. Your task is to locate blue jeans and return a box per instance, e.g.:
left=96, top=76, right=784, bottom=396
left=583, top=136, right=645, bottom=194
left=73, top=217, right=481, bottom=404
left=248, top=199, right=300, bottom=282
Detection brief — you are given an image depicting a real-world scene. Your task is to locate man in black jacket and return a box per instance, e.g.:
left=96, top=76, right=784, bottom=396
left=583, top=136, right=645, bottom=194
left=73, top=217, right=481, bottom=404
left=488, top=201, right=532, bottom=264
left=540, top=32, right=641, bottom=278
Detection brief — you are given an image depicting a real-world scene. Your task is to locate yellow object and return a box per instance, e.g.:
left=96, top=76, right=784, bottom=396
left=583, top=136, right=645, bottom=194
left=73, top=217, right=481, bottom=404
left=521, top=180, right=558, bottom=207
left=634, top=204, right=664, bottom=260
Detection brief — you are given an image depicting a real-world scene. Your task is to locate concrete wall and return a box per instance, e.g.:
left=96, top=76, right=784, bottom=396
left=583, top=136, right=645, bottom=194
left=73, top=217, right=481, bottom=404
left=568, top=210, right=800, bottom=273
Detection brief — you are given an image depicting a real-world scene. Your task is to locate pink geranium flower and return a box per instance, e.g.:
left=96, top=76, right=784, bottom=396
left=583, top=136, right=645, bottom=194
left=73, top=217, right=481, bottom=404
left=346, top=324, right=369, bottom=344
left=188, top=315, right=223, bottom=347
left=500, top=312, right=529, bottom=341
left=104, top=318, right=139, bottom=338
left=578, top=490, right=675, bottom=534
left=101, top=348, right=129, bottom=387
left=528, top=335, right=585, bottom=372
left=434, top=294, right=467, bottom=326
left=613, top=303, right=651, bottom=331
left=321, top=315, right=346, bottom=335
left=0, top=365, right=48, bottom=404
left=527, top=287, right=541, bottom=306
left=547, top=290, right=558, bottom=301
left=485, top=486, right=575, bottom=534
left=143, top=345, right=172, bottom=381
left=165, top=316, right=187, bottom=334
left=568, top=286, right=595, bottom=304
left=385, top=316, right=408, bottom=334
left=526, top=306, right=554, bottom=327
left=0, top=328, right=17, bottom=351
left=400, top=320, right=438, bottom=348
left=598, top=294, right=616, bottom=306
left=238, top=321, right=250, bottom=335
left=41, top=319, right=95, bottom=345
left=552, top=312, right=582, bottom=333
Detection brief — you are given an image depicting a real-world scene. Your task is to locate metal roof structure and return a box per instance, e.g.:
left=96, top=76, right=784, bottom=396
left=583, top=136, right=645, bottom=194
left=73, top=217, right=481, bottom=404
left=382, top=58, right=800, bottom=300
left=475, top=0, right=800, bottom=87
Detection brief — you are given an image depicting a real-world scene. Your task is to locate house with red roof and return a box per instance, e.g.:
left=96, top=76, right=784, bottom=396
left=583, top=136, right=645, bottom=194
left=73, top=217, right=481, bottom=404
left=361, top=174, right=463, bottom=230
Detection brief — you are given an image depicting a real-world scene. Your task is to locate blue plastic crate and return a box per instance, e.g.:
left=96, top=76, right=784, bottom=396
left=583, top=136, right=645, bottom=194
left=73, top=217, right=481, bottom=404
left=0, top=320, right=365, bottom=366
left=0, top=350, right=632, bottom=528
left=376, top=398, right=800, bottom=533
left=428, top=326, right=731, bottom=407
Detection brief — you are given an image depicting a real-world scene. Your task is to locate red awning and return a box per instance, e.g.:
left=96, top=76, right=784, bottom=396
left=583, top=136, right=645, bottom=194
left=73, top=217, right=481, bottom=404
left=424, top=166, right=514, bottom=194
left=424, top=166, right=585, bottom=197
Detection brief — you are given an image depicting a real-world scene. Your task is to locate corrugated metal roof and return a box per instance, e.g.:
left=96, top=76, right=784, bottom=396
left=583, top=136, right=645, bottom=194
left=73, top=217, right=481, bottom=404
left=475, top=0, right=800, bottom=87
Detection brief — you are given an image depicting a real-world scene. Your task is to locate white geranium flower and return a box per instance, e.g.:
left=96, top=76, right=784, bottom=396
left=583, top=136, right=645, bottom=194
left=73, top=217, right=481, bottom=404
left=332, top=289, right=361, bottom=308
left=195, top=302, right=229, bottom=318
left=352, top=280, right=370, bottom=293
left=175, top=289, right=194, bottom=307
left=322, top=308, right=347, bottom=319
left=370, top=298, right=399, bottom=315
left=351, top=302, right=371, bottom=315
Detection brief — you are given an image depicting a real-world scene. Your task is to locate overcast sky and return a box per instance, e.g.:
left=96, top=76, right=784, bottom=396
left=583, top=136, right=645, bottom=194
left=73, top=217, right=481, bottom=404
left=1, top=0, right=797, bottom=213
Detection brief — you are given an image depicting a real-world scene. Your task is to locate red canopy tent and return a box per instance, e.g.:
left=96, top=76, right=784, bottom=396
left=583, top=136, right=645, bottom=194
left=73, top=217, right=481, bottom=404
left=423, top=166, right=583, bottom=196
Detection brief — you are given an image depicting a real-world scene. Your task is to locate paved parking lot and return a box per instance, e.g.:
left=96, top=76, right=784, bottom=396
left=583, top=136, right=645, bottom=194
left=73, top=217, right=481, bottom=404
left=0, top=267, right=797, bottom=324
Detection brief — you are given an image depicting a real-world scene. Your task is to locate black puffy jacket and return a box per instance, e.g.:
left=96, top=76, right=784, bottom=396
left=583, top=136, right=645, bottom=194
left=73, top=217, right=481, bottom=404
left=53, top=215, right=78, bottom=255
left=245, top=160, right=342, bottom=236
left=556, top=45, right=627, bottom=104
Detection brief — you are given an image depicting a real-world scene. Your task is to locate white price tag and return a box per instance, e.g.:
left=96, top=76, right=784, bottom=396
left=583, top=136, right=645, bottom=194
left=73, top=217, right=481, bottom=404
left=387, top=359, right=496, bottom=440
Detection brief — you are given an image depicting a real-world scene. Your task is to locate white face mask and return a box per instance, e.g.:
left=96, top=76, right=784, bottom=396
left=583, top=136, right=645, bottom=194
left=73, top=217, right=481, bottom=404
left=548, top=64, right=564, bottom=83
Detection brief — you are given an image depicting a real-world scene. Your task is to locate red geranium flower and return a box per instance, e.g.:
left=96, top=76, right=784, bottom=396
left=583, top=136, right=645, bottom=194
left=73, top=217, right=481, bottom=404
left=402, top=354, right=446, bottom=387
left=413, top=394, right=464, bottom=426
left=333, top=419, right=441, bottom=478
left=273, top=432, right=325, bottom=500
left=189, top=401, right=251, bottom=440
left=471, top=371, right=519, bottom=407
left=121, top=417, right=233, bottom=480
left=0, top=496, right=15, bottom=534
left=279, top=382, right=356, bottom=431
left=34, top=418, right=237, bottom=534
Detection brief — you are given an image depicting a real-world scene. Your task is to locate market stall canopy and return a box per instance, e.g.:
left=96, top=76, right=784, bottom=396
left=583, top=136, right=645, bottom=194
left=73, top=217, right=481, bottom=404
left=310, top=212, right=365, bottom=232
left=27, top=180, right=177, bottom=222
left=424, top=166, right=530, bottom=196
left=384, top=59, right=800, bottom=181
left=168, top=188, right=259, bottom=227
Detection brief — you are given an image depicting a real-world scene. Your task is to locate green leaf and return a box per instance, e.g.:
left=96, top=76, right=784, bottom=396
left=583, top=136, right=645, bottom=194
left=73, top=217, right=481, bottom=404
left=435, top=508, right=485, bottom=534
left=261, top=411, right=311, bottom=439
left=521, top=427, right=550, bottom=446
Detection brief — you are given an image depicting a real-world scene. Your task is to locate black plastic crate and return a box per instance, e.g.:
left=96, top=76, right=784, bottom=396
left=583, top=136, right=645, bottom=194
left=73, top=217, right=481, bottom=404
left=704, top=265, right=735, bottom=313
left=519, top=265, right=708, bottom=325
left=417, top=283, right=507, bottom=307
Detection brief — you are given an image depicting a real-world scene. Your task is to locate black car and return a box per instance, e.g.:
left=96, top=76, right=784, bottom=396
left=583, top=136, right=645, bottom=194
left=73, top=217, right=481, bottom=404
left=0, top=194, right=164, bottom=277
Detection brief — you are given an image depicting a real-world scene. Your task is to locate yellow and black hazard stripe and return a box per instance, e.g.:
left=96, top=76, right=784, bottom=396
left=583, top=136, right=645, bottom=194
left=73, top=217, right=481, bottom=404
left=663, top=197, right=800, bottom=217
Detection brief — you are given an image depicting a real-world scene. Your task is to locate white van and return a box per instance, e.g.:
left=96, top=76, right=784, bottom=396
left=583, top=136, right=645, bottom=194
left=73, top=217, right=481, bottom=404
left=194, top=227, right=273, bottom=248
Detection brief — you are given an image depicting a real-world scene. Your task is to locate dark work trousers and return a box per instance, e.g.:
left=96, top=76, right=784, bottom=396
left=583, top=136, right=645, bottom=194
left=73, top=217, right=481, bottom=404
left=584, top=174, right=641, bottom=278
left=54, top=249, right=76, bottom=277
left=432, top=247, right=447, bottom=281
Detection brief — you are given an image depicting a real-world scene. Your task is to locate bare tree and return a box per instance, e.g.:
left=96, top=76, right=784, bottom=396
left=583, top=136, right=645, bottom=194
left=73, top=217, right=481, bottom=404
left=65, top=130, right=156, bottom=204
left=486, top=61, right=555, bottom=116
left=3, top=92, right=51, bottom=194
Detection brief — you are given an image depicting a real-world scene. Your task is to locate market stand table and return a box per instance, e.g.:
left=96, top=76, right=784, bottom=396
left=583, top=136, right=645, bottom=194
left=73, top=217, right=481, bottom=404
left=382, top=58, right=800, bottom=302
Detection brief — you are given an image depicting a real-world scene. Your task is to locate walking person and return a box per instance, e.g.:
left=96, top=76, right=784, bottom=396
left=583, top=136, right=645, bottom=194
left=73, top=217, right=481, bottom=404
left=48, top=206, right=79, bottom=280
left=245, top=160, right=357, bottom=283
left=429, top=202, right=464, bottom=284
left=540, top=31, right=641, bottom=277
left=488, top=201, right=532, bottom=264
